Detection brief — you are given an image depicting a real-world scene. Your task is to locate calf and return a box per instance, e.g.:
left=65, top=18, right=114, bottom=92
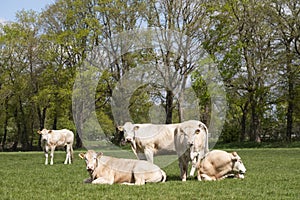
left=79, top=150, right=167, bottom=185
left=38, top=128, right=74, bottom=165
left=197, top=150, right=246, bottom=181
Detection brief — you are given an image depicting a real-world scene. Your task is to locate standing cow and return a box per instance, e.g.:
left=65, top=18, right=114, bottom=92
left=174, top=120, right=209, bottom=181
left=79, top=150, right=167, bottom=185
left=38, top=128, right=74, bottom=165
left=118, top=122, right=178, bottom=163
left=197, top=150, right=246, bottom=181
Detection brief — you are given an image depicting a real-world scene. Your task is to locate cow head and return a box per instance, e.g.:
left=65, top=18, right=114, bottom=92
left=189, top=128, right=205, bottom=166
left=79, top=150, right=103, bottom=173
left=117, top=122, right=137, bottom=149
left=37, top=129, right=51, bottom=143
left=231, top=152, right=246, bottom=179
left=186, top=125, right=206, bottom=161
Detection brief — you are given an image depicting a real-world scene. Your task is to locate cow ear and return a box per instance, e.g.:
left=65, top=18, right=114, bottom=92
left=37, top=130, right=41, bottom=134
left=48, top=130, right=52, bottom=134
left=134, top=126, right=140, bottom=131
left=231, top=152, right=238, bottom=161
left=96, top=152, right=103, bottom=158
left=78, top=153, right=85, bottom=159
left=117, top=126, right=124, bottom=131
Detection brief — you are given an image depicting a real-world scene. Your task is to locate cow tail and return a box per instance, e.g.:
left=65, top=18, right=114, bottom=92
left=161, top=170, right=167, bottom=183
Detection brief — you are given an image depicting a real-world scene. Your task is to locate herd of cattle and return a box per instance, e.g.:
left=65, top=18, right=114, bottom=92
left=38, top=120, right=246, bottom=185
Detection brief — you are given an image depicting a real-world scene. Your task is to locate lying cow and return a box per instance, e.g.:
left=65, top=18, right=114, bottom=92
left=174, top=120, right=209, bottom=181
left=38, top=128, right=74, bottom=165
left=79, top=150, right=167, bottom=185
left=197, top=150, right=246, bottom=181
left=118, top=122, right=178, bottom=163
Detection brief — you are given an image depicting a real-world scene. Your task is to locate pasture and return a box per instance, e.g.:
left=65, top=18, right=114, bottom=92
left=0, top=148, right=299, bottom=200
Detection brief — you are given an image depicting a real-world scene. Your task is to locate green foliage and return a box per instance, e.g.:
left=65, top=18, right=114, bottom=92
left=0, top=0, right=300, bottom=150
left=0, top=149, right=299, bottom=199
left=129, top=85, right=153, bottom=123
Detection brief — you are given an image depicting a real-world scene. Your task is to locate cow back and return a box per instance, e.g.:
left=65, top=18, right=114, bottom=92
left=48, top=129, right=74, bottom=146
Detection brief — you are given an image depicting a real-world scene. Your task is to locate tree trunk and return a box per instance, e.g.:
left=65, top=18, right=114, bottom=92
left=37, top=106, right=47, bottom=130
left=19, top=97, right=29, bottom=150
left=2, top=97, right=9, bottom=150
left=240, top=102, right=249, bottom=142
left=12, top=107, right=20, bottom=151
left=76, top=130, right=83, bottom=149
left=249, top=93, right=259, bottom=142
left=37, top=106, right=47, bottom=150
left=286, top=45, right=294, bottom=142
left=165, top=89, right=174, bottom=124
left=74, top=102, right=83, bottom=149
left=53, top=113, right=57, bottom=130
left=177, top=74, right=188, bottom=123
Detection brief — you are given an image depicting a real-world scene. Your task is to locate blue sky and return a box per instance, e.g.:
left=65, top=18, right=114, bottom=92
left=0, top=0, right=55, bottom=23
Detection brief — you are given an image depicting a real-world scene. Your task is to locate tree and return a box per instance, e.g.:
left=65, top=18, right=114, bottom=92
left=0, top=10, right=42, bottom=150
left=144, top=0, right=209, bottom=123
left=203, top=0, right=280, bottom=142
left=40, top=0, right=102, bottom=148
left=266, top=0, right=300, bottom=141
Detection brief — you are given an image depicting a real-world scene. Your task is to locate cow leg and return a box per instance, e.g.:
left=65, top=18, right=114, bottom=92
left=190, top=157, right=198, bottom=177
left=134, top=174, right=146, bottom=185
left=122, top=182, right=135, bottom=185
left=92, top=177, right=113, bottom=185
left=44, top=146, right=49, bottom=165
left=197, top=168, right=202, bottom=181
left=201, top=174, right=214, bottom=181
left=215, top=172, right=228, bottom=180
left=134, top=178, right=146, bottom=185
left=179, top=157, right=188, bottom=181
left=190, top=166, right=196, bottom=177
left=50, top=146, right=55, bottom=165
left=64, top=144, right=71, bottom=164
left=144, top=148, right=154, bottom=163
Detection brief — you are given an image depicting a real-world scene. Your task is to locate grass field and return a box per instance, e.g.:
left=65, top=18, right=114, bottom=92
left=0, top=148, right=299, bottom=200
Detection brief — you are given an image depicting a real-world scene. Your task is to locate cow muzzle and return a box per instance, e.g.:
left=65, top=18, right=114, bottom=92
left=236, top=172, right=245, bottom=179
left=86, top=165, right=95, bottom=172
left=236, top=165, right=246, bottom=179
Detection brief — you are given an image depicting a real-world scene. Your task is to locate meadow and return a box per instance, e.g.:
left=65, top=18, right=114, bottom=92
left=0, top=148, right=299, bottom=200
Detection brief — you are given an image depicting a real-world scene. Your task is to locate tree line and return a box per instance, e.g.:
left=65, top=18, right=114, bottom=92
left=0, top=0, right=299, bottom=151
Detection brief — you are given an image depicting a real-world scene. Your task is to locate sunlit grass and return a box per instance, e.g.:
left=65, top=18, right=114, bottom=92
left=0, top=148, right=299, bottom=199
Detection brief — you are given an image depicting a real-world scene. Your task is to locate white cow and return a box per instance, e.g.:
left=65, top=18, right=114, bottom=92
left=197, top=150, right=246, bottom=181
left=118, top=122, right=179, bottom=163
left=79, top=150, right=167, bottom=185
left=174, top=120, right=209, bottom=181
left=38, top=128, right=74, bottom=165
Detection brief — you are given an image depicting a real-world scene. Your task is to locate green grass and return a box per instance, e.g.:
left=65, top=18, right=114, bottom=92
left=0, top=148, right=299, bottom=200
